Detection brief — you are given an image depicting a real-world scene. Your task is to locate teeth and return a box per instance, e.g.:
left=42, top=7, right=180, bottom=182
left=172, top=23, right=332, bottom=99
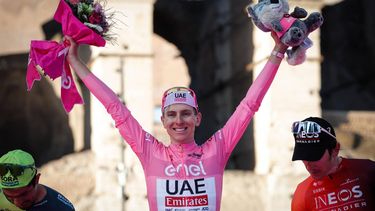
left=174, top=128, right=186, bottom=132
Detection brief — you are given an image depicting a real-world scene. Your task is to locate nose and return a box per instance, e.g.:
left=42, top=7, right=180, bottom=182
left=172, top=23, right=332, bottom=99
left=175, top=114, right=183, bottom=124
left=292, top=28, right=302, bottom=38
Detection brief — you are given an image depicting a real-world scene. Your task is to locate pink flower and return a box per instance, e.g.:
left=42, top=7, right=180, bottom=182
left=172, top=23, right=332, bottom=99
left=94, top=3, right=103, bottom=13
left=68, top=0, right=81, bottom=5
left=89, top=12, right=102, bottom=24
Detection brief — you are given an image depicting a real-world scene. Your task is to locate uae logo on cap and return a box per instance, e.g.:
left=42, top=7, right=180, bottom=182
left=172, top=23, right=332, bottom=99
left=174, top=93, right=187, bottom=102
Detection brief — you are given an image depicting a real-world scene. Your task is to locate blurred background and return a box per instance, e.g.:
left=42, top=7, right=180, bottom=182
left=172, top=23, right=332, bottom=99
left=0, top=0, right=374, bottom=210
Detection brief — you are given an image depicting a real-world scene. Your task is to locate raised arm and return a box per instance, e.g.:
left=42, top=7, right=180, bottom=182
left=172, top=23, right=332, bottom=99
left=65, top=36, right=91, bottom=79
left=242, top=32, right=287, bottom=109
left=65, top=36, right=122, bottom=109
left=219, top=32, right=287, bottom=155
left=269, top=32, right=289, bottom=64
left=65, top=36, right=152, bottom=154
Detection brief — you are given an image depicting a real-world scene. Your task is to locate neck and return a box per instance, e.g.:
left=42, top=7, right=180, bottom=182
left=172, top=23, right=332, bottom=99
left=328, top=156, right=342, bottom=176
left=34, top=184, right=47, bottom=203
left=171, top=138, right=195, bottom=145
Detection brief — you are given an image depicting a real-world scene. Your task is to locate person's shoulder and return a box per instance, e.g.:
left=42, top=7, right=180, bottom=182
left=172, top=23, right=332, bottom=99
left=41, top=185, right=75, bottom=210
left=295, top=176, right=314, bottom=192
left=292, top=176, right=313, bottom=209
left=344, top=157, right=375, bottom=167
left=343, top=158, right=375, bottom=173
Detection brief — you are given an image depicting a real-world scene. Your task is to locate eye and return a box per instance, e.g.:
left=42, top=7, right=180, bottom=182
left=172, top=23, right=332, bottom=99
left=165, top=111, right=176, bottom=117
left=182, top=111, right=193, bottom=117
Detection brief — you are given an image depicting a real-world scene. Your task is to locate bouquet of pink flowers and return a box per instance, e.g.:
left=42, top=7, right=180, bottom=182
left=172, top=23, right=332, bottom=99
left=66, top=0, right=115, bottom=41
left=26, top=0, right=115, bottom=113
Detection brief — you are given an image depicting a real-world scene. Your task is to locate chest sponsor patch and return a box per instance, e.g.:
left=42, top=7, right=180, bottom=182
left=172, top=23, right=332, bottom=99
left=156, top=177, right=216, bottom=210
left=312, top=183, right=368, bottom=210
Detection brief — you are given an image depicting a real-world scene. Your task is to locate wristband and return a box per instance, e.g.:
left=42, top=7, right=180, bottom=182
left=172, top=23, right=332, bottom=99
left=271, top=51, right=284, bottom=59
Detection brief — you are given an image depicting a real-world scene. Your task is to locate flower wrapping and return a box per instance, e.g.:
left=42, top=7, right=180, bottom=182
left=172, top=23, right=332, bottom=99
left=26, top=0, right=107, bottom=113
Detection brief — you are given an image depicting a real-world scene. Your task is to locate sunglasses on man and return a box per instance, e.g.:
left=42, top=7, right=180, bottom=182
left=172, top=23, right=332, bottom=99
left=0, top=164, right=35, bottom=178
left=291, top=121, right=336, bottom=139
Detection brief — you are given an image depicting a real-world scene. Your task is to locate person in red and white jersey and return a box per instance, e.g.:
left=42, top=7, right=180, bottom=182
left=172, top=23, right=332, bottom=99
left=291, top=117, right=375, bottom=211
left=64, top=32, right=287, bottom=211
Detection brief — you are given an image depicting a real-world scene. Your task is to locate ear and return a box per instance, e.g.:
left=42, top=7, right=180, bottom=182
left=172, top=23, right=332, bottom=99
left=332, top=142, right=340, bottom=157
left=35, top=173, right=40, bottom=183
left=160, top=115, right=166, bottom=129
left=195, top=112, right=202, bottom=127
left=35, top=173, right=41, bottom=185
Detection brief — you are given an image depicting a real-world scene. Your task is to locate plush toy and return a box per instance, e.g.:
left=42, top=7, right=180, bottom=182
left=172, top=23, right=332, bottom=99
left=245, top=0, right=324, bottom=65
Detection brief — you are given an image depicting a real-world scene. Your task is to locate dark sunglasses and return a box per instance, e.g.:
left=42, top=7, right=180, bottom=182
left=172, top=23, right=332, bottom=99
left=0, top=164, right=35, bottom=178
left=291, top=121, right=336, bottom=139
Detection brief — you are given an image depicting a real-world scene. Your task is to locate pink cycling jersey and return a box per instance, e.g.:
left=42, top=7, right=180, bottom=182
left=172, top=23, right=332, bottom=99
left=82, top=60, right=281, bottom=211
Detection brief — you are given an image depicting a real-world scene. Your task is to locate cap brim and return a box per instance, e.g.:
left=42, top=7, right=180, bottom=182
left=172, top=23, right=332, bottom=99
left=292, top=144, right=326, bottom=161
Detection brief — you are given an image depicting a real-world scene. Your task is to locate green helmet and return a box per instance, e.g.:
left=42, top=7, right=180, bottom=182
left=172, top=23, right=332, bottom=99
left=0, top=150, right=36, bottom=189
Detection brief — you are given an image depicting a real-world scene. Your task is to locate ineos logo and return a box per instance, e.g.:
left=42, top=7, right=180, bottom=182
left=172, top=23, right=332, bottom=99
left=314, top=185, right=364, bottom=208
left=296, top=131, right=319, bottom=139
left=165, top=161, right=207, bottom=177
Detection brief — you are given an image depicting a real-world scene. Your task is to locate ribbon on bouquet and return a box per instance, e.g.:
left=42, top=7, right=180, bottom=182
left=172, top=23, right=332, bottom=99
left=26, top=0, right=106, bottom=113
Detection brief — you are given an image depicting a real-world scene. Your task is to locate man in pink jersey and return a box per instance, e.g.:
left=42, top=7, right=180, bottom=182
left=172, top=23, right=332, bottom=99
left=291, top=117, right=375, bottom=211
left=65, top=32, right=287, bottom=211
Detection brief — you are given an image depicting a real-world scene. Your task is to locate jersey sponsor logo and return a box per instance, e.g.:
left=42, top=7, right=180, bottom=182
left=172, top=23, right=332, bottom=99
left=33, top=200, right=48, bottom=207
left=157, top=177, right=216, bottom=210
left=217, top=130, right=223, bottom=141
left=57, top=194, right=75, bottom=209
left=188, top=153, right=203, bottom=159
left=165, top=161, right=207, bottom=177
left=340, top=177, right=359, bottom=186
left=165, top=195, right=208, bottom=207
left=312, top=181, right=323, bottom=187
left=145, top=132, right=152, bottom=142
left=166, top=178, right=207, bottom=195
left=314, top=185, right=365, bottom=209
left=312, top=187, right=325, bottom=194
left=188, top=208, right=202, bottom=211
